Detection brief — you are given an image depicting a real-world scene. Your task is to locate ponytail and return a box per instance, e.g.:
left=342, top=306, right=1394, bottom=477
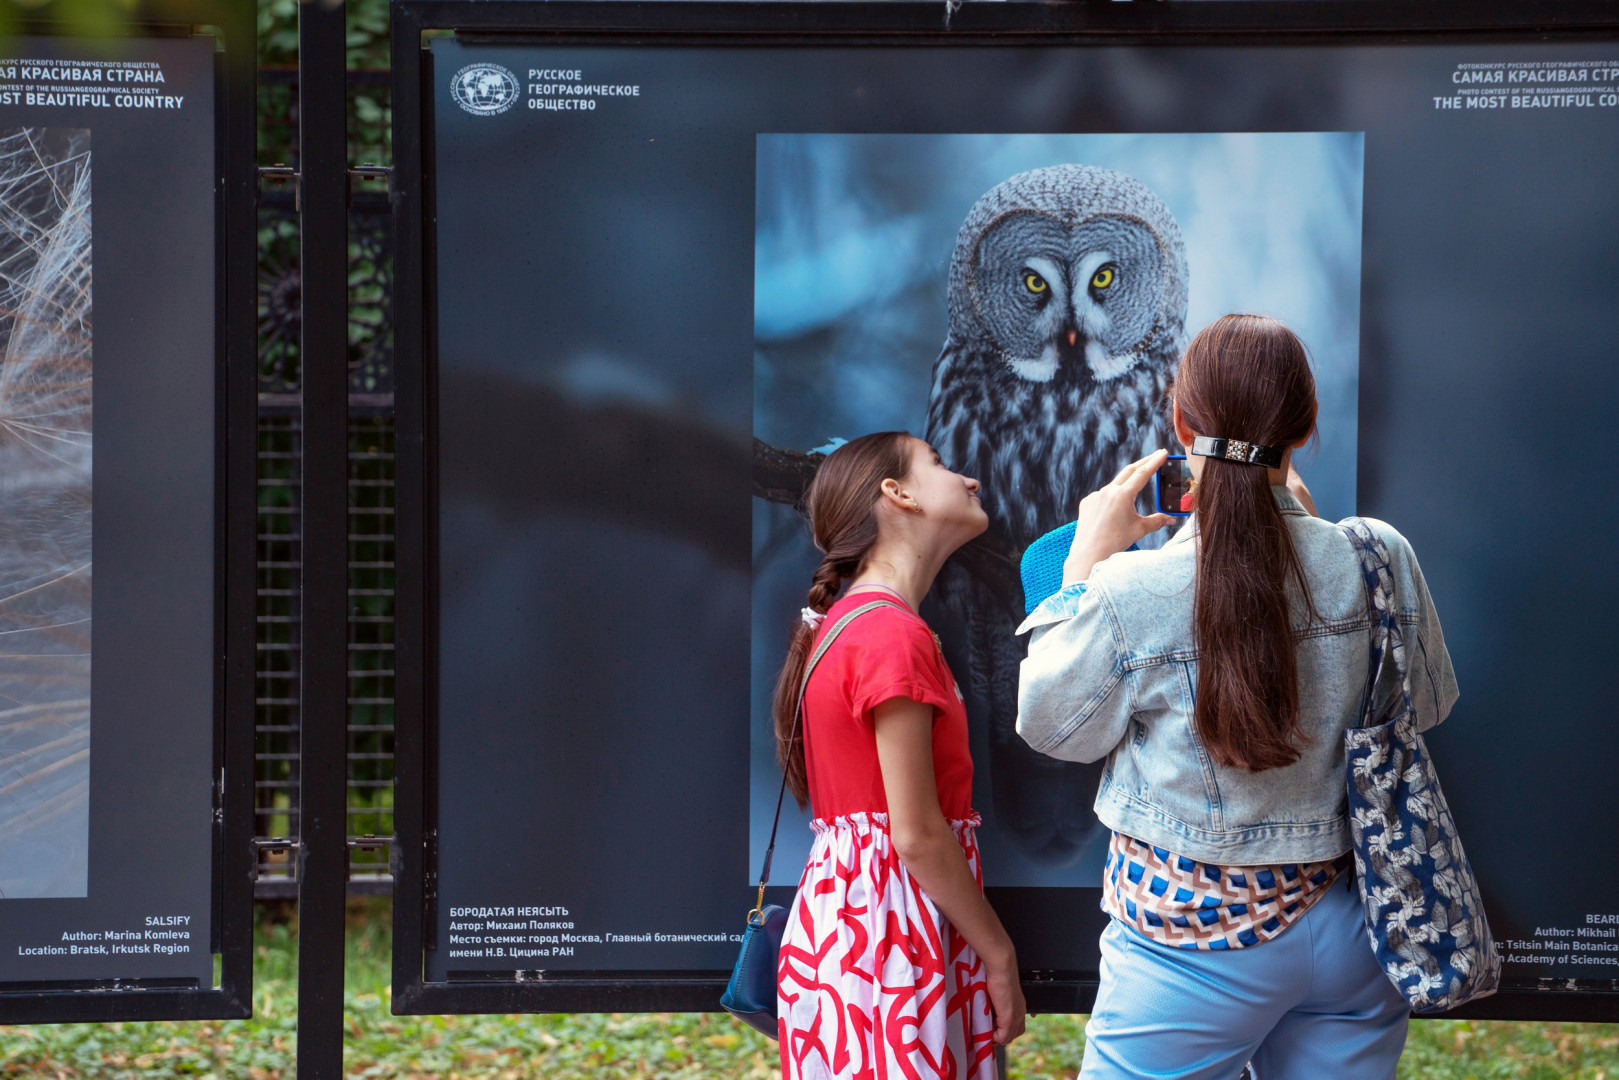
left=772, top=433, right=912, bottom=807
left=1176, top=315, right=1318, bottom=772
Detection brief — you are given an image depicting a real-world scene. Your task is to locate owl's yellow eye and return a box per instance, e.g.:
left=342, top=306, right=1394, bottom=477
left=1022, top=272, right=1048, bottom=295
left=1091, top=267, right=1116, bottom=290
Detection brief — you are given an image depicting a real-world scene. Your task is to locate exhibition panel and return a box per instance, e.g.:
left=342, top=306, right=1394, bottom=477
left=0, top=0, right=258, bottom=1022
left=390, top=1, right=1619, bottom=1019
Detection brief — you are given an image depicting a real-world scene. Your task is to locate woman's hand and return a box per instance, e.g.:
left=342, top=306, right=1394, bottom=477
left=1063, top=450, right=1178, bottom=586
left=984, top=951, right=1027, bottom=1045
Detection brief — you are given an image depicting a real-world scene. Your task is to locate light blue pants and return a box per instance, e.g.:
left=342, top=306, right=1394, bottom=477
left=1079, top=876, right=1410, bottom=1079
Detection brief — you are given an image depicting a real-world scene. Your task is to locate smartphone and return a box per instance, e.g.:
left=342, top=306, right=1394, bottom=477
left=1155, top=454, right=1194, bottom=516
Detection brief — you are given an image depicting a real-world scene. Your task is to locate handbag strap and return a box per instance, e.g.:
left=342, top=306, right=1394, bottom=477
left=751, top=598, right=905, bottom=920
left=1338, top=519, right=1414, bottom=725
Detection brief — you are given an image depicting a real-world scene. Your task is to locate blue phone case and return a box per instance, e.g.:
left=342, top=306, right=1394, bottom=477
left=1156, top=454, right=1192, bottom=517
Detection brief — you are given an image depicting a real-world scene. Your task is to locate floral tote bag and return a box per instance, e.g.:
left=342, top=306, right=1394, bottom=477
left=1339, top=518, right=1501, bottom=1013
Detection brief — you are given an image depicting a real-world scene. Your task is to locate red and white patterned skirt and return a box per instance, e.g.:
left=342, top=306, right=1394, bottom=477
left=777, top=811, right=996, bottom=1080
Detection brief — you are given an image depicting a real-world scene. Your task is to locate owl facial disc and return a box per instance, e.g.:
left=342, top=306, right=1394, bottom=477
left=945, top=164, right=1188, bottom=392
left=971, top=211, right=1165, bottom=385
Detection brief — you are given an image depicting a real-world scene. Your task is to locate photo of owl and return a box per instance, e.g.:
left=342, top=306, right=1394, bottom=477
left=752, top=133, right=1365, bottom=885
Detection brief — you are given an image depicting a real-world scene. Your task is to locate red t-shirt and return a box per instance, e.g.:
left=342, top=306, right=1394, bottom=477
left=800, top=591, right=975, bottom=821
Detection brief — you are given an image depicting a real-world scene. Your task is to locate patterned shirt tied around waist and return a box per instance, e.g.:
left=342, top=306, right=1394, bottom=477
left=1103, top=832, right=1353, bottom=950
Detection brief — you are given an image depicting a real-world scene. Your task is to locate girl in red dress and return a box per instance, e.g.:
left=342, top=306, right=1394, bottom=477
left=773, top=432, right=1026, bottom=1080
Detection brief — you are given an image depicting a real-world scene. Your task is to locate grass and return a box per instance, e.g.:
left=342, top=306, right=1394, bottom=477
left=1, top=901, right=1615, bottom=1079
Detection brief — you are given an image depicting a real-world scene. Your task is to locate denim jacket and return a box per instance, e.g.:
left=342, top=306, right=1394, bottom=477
left=1015, top=487, right=1459, bottom=864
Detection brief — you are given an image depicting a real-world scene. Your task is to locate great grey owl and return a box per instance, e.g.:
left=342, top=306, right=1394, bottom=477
left=924, top=164, right=1188, bottom=867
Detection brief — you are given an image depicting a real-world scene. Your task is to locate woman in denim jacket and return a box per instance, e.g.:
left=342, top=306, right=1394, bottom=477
left=1016, top=314, right=1457, bottom=1079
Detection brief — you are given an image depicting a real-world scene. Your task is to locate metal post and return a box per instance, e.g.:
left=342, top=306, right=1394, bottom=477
left=296, top=0, right=350, bottom=1075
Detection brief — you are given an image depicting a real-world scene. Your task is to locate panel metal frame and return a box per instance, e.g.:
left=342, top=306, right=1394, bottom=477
left=295, top=0, right=355, bottom=1072
left=0, top=0, right=258, bottom=1024
left=389, top=0, right=1619, bottom=1022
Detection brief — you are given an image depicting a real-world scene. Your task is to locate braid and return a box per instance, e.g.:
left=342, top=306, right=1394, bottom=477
left=807, top=558, right=845, bottom=614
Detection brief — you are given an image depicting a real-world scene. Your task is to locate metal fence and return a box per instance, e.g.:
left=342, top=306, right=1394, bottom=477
left=253, top=69, right=396, bottom=894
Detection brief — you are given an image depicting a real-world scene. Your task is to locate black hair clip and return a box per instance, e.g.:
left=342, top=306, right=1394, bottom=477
left=1190, top=435, right=1283, bottom=469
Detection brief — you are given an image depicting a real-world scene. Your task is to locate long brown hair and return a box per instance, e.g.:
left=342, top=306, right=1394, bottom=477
left=1175, top=314, right=1318, bottom=772
left=773, top=432, right=913, bottom=808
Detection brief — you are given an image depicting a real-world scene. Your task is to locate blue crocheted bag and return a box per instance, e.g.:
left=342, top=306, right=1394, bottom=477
left=1339, top=518, right=1500, bottom=1014
left=1019, top=522, right=1077, bottom=615
left=1019, top=523, right=1144, bottom=615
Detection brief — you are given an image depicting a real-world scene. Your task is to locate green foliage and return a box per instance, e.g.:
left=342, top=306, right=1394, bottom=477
left=1397, top=1018, right=1619, bottom=1080
left=345, top=0, right=389, bottom=70
left=0, top=0, right=141, bottom=44
left=257, top=0, right=298, bottom=68
left=257, top=0, right=391, bottom=70
left=0, top=0, right=384, bottom=68
left=2, top=907, right=1616, bottom=1078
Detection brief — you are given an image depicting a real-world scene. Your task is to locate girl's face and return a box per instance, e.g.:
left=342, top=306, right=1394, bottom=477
left=901, top=437, right=988, bottom=539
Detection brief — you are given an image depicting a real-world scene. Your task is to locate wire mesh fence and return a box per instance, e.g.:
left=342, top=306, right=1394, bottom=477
left=254, top=415, right=301, bottom=889
left=346, top=415, right=396, bottom=886
left=253, top=412, right=396, bottom=894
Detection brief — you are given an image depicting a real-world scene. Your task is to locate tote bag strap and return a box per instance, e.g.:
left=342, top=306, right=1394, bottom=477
left=1338, top=518, right=1413, bottom=726
left=750, top=598, right=906, bottom=918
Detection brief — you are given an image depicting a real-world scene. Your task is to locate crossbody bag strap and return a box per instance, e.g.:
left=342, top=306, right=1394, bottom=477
left=750, top=599, right=905, bottom=920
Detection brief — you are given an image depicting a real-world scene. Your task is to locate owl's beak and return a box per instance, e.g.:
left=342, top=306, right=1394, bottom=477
left=1066, top=329, right=1079, bottom=348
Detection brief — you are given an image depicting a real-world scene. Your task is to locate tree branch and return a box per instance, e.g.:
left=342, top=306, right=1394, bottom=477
left=751, top=438, right=823, bottom=514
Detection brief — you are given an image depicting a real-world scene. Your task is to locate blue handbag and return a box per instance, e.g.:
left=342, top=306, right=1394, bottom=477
left=720, top=903, right=789, bottom=1038
left=1339, top=519, right=1500, bottom=1013
left=720, top=600, right=903, bottom=1037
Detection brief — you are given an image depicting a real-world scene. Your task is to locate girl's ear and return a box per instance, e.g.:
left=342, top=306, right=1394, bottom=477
left=1171, top=399, right=1197, bottom=448
left=878, top=476, right=918, bottom=512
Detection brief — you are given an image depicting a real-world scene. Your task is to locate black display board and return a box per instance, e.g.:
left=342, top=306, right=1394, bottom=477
left=0, top=0, right=257, bottom=1022
left=391, top=0, right=1619, bottom=1020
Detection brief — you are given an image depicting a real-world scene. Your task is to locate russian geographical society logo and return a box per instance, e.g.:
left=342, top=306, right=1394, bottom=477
left=450, top=62, right=520, bottom=116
